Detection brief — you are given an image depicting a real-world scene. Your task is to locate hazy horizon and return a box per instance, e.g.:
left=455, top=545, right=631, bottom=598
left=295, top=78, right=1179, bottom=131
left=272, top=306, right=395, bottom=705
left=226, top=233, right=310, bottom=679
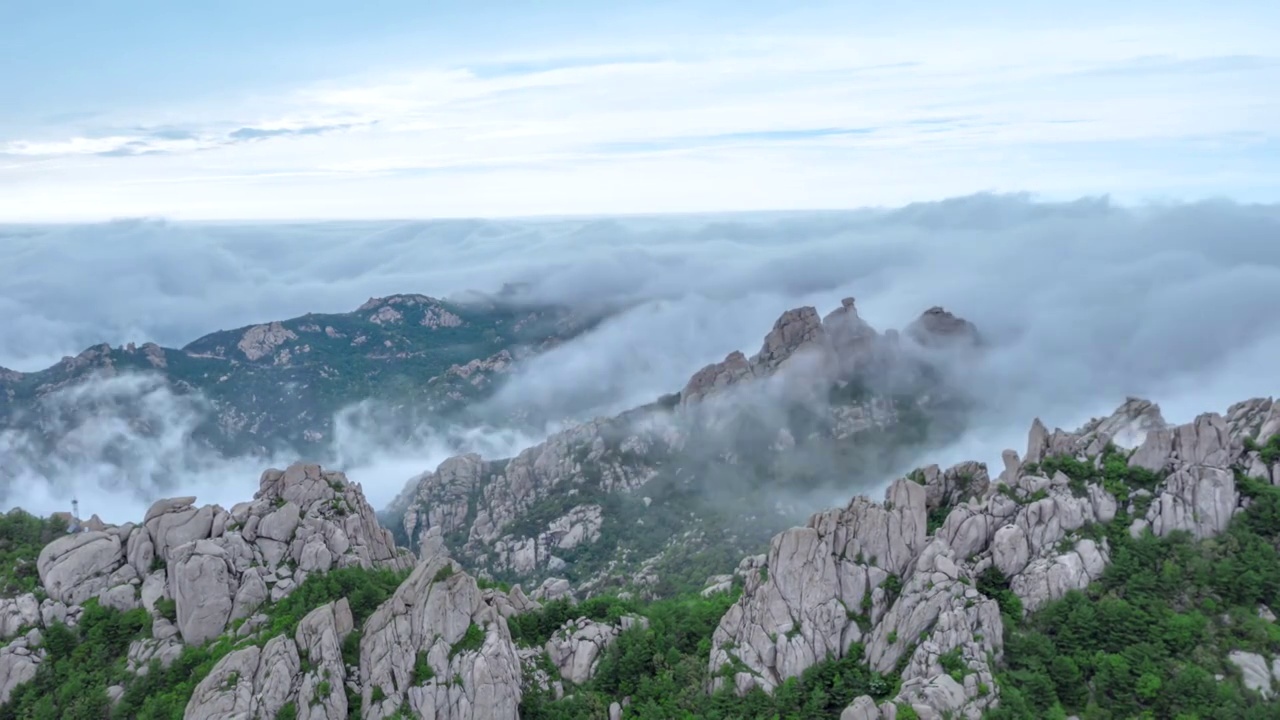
left=3, top=194, right=1278, bottom=523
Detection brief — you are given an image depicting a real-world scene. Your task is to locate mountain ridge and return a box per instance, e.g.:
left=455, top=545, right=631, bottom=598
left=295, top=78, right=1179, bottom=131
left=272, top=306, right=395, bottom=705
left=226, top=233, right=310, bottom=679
left=389, top=297, right=981, bottom=597
left=0, top=292, right=606, bottom=497
left=4, top=391, right=1279, bottom=719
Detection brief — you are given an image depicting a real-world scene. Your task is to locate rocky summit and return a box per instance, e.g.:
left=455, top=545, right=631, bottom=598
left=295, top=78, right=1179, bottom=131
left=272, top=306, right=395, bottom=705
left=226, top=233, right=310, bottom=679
left=388, top=298, right=978, bottom=597
left=4, top=390, right=1280, bottom=718
left=3, top=291, right=1280, bottom=719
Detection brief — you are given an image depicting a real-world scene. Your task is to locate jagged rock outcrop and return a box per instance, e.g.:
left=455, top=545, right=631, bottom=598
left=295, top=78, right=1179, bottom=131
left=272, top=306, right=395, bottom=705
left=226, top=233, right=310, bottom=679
left=718, top=394, right=1276, bottom=719
left=0, top=629, right=42, bottom=705
left=0, top=596, right=40, bottom=640
left=707, top=476, right=929, bottom=693
left=682, top=299, right=970, bottom=406
left=869, top=542, right=1004, bottom=719
left=398, top=299, right=979, bottom=589
left=32, top=462, right=411, bottom=648
left=359, top=541, right=523, bottom=720
left=37, top=531, right=126, bottom=606
left=1227, top=650, right=1276, bottom=700
left=905, top=306, right=980, bottom=349
left=544, top=614, right=648, bottom=685
left=184, top=600, right=350, bottom=720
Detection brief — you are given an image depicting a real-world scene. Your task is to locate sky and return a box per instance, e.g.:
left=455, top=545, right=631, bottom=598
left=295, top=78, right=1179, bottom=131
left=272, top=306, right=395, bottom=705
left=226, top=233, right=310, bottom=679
left=2, top=2, right=1280, bottom=521
left=3, top=196, right=1280, bottom=521
left=2, top=0, right=1279, bottom=220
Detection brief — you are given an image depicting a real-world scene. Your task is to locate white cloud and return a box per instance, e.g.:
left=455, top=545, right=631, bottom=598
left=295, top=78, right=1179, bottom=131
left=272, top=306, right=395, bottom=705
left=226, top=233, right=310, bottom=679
left=2, top=196, right=1279, bottom=523
left=1, top=21, right=1277, bottom=219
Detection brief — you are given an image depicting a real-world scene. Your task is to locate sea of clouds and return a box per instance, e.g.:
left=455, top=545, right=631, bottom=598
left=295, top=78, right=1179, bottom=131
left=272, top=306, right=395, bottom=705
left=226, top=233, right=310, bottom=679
left=3, top=193, right=1279, bottom=521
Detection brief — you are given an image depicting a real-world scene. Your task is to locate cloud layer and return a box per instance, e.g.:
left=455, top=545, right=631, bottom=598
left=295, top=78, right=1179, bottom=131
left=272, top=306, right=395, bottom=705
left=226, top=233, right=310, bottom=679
left=2, top=12, right=1278, bottom=219
left=2, top=194, right=1279, bottom=521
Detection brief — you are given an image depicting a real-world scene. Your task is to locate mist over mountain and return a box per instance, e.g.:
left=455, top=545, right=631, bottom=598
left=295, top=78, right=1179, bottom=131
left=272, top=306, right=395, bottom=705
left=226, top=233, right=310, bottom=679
left=2, top=194, right=1279, bottom=523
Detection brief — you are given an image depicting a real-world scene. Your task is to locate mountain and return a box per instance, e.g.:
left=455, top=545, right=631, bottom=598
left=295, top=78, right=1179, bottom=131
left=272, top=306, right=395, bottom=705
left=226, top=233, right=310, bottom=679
left=4, top=390, right=1280, bottom=719
left=387, top=298, right=982, bottom=596
left=3, top=292, right=1280, bottom=719
left=0, top=292, right=603, bottom=461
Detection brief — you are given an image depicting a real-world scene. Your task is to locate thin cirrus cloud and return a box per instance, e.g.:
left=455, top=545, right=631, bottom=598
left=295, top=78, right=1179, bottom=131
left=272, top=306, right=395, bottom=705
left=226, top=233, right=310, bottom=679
left=0, top=17, right=1278, bottom=219
left=1, top=122, right=372, bottom=159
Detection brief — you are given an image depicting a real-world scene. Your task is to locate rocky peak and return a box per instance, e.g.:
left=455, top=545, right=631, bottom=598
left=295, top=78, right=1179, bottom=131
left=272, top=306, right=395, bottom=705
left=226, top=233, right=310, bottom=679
left=356, top=293, right=440, bottom=312
left=905, top=306, right=980, bottom=348
left=680, top=350, right=755, bottom=404
left=821, top=297, right=881, bottom=376
left=34, top=462, right=411, bottom=646
left=1081, top=397, right=1169, bottom=449
left=235, top=321, right=297, bottom=361
left=708, top=394, right=1273, bottom=719
left=680, top=305, right=828, bottom=405
left=754, top=306, right=827, bottom=373
left=56, top=343, right=117, bottom=374
left=1024, top=396, right=1172, bottom=466
left=358, top=545, right=524, bottom=719
left=682, top=299, right=976, bottom=406
left=1225, top=396, right=1280, bottom=445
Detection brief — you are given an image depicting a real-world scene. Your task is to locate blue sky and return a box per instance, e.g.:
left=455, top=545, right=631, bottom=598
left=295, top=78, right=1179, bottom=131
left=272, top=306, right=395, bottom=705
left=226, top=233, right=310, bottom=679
left=1, top=0, right=1278, bottom=220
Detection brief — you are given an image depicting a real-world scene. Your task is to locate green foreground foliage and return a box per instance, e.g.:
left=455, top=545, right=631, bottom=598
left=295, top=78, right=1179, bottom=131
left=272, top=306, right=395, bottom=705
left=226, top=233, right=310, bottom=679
left=986, top=459, right=1280, bottom=719
left=0, top=510, right=66, bottom=597
left=7, top=441, right=1280, bottom=719
left=0, top=566, right=407, bottom=720
left=516, top=589, right=899, bottom=719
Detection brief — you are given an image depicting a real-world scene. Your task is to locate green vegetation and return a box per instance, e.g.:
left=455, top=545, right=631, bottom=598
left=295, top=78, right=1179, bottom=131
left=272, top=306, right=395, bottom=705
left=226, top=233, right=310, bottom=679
left=1025, top=443, right=1162, bottom=505
left=0, top=510, right=67, bottom=597
left=984, top=461, right=1280, bottom=719
left=154, top=597, right=177, bottom=623
left=412, top=651, right=436, bottom=684
left=260, top=566, right=407, bottom=640
left=0, top=296, right=601, bottom=458
left=1244, top=433, right=1280, bottom=466
left=0, top=565, right=407, bottom=720
left=477, top=383, right=955, bottom=598
left=0, top=599, right=150, bottom=720
left=519, top=587, right=899, bottom=719
left=449, top=622, right=486, bottom=659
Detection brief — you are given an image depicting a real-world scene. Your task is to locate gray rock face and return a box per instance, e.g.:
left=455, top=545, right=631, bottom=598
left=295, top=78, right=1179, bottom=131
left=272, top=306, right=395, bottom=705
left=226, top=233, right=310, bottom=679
left=0, top=595, right=41, bottom=640
left=31, top=462, right=412, bottom=648
left=359, top=545, right=523, bottom=720
left=905, top=306, right=980, bottom=349
left=1137, top=466, right=1237, bottom=540
left=1227, top=650, right=1274, bottom=699
left=397, top=299, right=976, bottom=591
left=711, top=395, right=1270, bottom=719
left=36, top=531, right=124, bottom=605
left=840, top=695, right=882, bottom=720
left=707, top=476, right=929, bottom=693
left=530, top=578, right=577, bottom=603
left=0, top=630, right=43, bottom=704
left=182, top=598, right=356, bottom=720
left=169, top=539, right=237, bottom=646
left=545, top=618, right=620, bottom=685
left=1226, top=397, right=1280, bottom=445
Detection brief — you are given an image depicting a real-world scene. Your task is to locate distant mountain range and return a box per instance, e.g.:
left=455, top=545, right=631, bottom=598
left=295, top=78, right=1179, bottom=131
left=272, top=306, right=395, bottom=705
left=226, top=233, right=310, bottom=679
left=0, top=291, right=605, bottom=466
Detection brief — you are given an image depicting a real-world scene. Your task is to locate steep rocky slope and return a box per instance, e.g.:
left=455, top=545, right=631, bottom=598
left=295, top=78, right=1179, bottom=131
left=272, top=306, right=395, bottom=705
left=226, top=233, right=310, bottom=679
left=0, top=291, right=599, bottom=462
left=390, top=298, right=981, bottom=595
left=3, top=395, right=1280, bottom=719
